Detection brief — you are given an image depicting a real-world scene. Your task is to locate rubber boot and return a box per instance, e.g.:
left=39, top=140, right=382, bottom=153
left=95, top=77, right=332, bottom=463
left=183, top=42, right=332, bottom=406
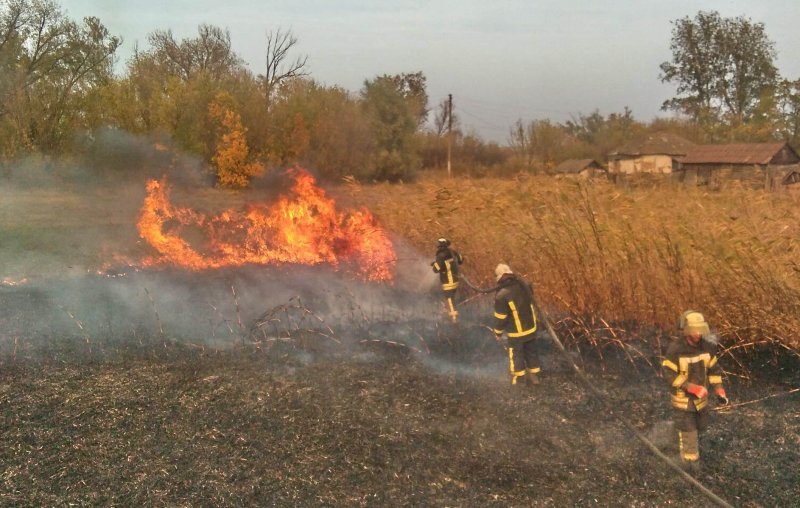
left=511, top=373, right=526, bottom=388
left=526, top=371, right=540, bottom=386
left=678, top=430, right=700, bottom=472
left=446, top=297, right=458, bottom=324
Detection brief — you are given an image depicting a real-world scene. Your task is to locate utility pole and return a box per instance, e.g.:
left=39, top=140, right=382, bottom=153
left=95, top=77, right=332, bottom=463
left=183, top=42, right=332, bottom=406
left=447, top=94, right=453, bottom=178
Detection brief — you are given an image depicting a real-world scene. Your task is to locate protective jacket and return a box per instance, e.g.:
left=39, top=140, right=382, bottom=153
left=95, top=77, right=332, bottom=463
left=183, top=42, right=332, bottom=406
left=432, top=247, right=463, bottom=291
left=493, top=274, right=537, bottom=338
left=662, top=337, right=724, bottom=412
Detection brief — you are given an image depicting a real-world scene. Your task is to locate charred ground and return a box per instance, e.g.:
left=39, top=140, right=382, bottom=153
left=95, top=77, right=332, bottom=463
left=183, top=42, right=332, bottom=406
left=1, top=277, right=799, bottom=507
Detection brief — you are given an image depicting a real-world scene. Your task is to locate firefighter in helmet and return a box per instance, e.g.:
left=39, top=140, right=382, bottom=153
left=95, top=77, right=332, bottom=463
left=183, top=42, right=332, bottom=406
left=493, top=263, right=541, bottom=386
left=661, top=311, right=729, bottom=470
left=431, top=238, right=464, bottom=323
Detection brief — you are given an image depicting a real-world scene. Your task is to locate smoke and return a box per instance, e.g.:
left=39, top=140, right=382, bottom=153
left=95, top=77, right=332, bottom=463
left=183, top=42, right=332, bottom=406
left=0, top=130, right=216, bottom=281
left=0, top=262, right=501, bottom=364
left=0, top=130, right=504, bottom=374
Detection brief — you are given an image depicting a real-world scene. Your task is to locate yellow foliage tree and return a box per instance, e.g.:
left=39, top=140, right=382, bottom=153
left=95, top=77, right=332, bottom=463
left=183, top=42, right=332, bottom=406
left=286, top=113, right=311, bottom=162
left=208, top=91, right=265, bottom=188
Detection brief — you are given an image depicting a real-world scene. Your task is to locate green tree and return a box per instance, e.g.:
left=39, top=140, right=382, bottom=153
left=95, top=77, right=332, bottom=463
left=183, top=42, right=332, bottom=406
left=388, top=71, right=428, bottom=126
left=360, top=73, right=426, bottom=181
left=0, top=0, right=120, bottom=154
left=776, top=79, right=800, bottom=146
left=660, top=11, right=779, bottom=126
left=116, top=24, right=249, bottom=158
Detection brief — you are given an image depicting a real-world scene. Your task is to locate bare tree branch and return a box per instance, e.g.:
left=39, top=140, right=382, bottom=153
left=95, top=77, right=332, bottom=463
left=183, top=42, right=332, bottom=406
left=259, top=28, right=307, bottom=99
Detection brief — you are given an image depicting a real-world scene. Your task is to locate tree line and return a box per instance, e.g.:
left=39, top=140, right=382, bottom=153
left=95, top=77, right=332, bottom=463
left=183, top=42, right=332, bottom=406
left=1, top=2, right=798, bottom=185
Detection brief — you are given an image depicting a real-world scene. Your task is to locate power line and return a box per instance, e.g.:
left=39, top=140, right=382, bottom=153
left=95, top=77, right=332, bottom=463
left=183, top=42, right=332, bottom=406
left=457, top=107, right=508, bottom=131
left=457, top=94, right=574, bottom=117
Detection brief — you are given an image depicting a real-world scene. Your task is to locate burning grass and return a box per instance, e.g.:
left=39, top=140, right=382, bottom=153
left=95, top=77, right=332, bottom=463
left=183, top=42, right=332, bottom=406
left=137, top=168, right=395, bottom=281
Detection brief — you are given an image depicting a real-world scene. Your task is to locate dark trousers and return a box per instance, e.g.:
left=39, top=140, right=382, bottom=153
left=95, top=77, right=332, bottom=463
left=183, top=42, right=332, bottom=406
left=507, top=334, right=541, bottom=384
left=673, top=408, right=709, bottom=462
left=673, top=408, right=709, bottom=433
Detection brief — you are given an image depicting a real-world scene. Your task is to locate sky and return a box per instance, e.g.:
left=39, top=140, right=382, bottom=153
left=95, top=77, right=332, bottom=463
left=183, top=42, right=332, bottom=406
left=59, top=0, right=800, bottom=144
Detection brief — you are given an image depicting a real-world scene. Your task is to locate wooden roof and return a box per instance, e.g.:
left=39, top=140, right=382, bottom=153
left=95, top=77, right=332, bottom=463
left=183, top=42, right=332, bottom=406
left=553, top=158, right=603, bottom=174
left=681, top=142, right=799, bottom=165
left=609, top=132, right=695, bottom=157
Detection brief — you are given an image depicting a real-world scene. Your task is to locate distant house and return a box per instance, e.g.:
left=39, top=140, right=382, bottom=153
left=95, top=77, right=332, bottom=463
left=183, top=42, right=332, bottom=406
left=608, top=132, right=695, bottom=175
left=678, top=142, right=800, bottom=189
left=552, top=158, right=606, bottom=178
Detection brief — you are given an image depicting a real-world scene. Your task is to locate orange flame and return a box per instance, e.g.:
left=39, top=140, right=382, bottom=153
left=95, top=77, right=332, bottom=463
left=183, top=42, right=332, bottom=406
left=136, top=167, right=395, bottom=281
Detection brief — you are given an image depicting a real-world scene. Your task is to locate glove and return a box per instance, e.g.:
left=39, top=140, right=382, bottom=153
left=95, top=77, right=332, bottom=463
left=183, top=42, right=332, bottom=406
left=494, top=333, right=503, bottom=343
left=715, top=387, right=729, bottom=406
left=685, top=383, right=708, bottom=399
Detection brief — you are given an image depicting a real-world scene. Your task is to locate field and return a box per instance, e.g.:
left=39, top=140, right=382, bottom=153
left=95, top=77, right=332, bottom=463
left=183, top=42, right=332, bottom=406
left=343, top=173, right=800, bottom=355
left=2, top=165, right=800, bottom=506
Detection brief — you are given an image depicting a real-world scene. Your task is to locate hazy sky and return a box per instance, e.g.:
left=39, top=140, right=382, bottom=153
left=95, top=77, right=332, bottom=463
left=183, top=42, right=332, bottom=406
left=59, top=0, right=800, bottom=143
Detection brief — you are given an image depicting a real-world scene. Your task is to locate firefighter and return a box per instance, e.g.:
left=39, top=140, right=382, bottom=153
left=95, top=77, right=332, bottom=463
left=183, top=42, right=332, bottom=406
left=431, top=238, right=464, bottom=323
left=493, top=263, right=541, bottom=387
left=661, top=310, right=729, bottom=470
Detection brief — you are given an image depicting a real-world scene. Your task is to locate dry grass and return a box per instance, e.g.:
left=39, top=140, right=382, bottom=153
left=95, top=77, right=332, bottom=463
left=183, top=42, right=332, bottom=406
left=343, top=173, right=800, bottom=355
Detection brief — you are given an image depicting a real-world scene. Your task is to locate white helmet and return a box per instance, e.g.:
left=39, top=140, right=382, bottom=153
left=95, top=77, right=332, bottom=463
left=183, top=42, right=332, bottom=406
left=495, top=263, right=513, bottom=282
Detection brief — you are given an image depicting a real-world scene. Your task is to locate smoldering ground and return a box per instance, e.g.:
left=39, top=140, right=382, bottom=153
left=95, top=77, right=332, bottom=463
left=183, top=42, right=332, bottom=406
left=0, top=262, right=489, bottom=357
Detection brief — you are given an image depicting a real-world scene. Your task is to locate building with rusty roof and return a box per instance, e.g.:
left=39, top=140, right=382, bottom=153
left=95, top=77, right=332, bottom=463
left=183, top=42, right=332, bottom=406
left=680, top=142, right=799, bottom=166
left=607, top=132, right=695, bottom=175
left=678, top=142, right=800, bottom=189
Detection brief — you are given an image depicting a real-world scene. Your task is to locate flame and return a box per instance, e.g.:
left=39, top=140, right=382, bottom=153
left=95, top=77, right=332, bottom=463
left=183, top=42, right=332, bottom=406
left=136, top=167, right=395, bottom=281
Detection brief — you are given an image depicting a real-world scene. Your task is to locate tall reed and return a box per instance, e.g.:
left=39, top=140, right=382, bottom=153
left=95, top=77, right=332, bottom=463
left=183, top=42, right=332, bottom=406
left=347, top=174, right=800, bottom=355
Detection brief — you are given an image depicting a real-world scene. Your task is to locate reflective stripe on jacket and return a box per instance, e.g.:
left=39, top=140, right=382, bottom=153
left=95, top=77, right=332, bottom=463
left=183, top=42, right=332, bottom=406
left=661, top=337, right=724, bottom=411
left=432, top=248, right=463, bottom=291
left=493, top=275, right=537, bottom=338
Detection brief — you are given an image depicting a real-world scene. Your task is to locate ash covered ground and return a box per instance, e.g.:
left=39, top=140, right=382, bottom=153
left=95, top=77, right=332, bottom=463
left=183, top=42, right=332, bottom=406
left=1, top=268, right=799, bottom=507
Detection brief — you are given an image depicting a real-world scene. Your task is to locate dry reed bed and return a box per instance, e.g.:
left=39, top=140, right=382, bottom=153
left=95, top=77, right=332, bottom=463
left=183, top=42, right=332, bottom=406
left=345, top=175, right=800, bottom=355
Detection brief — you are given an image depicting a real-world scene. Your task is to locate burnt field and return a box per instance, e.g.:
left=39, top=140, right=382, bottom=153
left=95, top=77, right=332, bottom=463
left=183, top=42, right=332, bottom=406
left=1, top=271, right=799, bottom=507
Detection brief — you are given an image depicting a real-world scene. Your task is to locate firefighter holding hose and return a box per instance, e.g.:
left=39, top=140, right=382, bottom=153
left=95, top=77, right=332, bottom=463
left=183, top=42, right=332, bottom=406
left=493, top=263, right=542, bottom=387
left=431, top=238, right=464, bottom=323
left=662, top=311, right=729, bottom=470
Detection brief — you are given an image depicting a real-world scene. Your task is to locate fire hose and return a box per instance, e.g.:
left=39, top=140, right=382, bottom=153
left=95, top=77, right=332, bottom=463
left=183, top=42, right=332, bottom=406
left=458, top=272, right=733, bottom=508
left=459, top=273, right=500, bottom=294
